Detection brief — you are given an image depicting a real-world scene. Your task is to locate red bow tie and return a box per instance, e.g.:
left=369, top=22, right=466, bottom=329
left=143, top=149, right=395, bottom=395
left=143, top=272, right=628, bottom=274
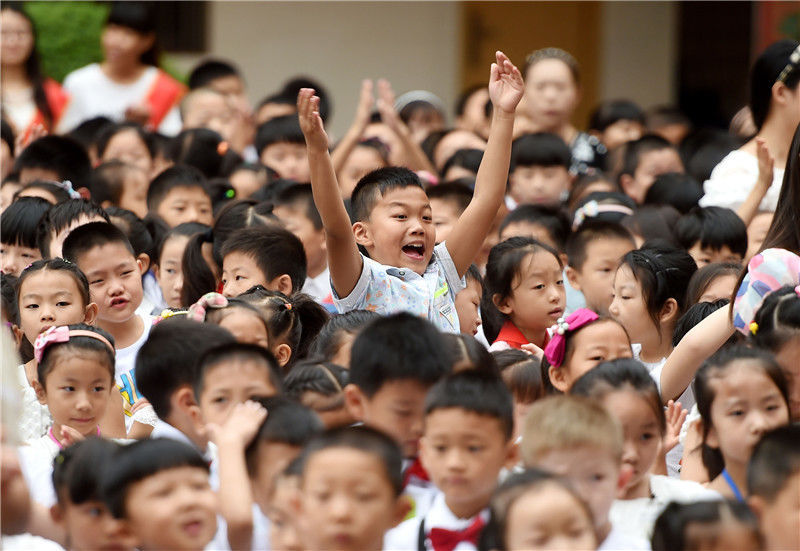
left=403, top=457, right=430, bottom=487
left=428, top=516, right=485, bottom=551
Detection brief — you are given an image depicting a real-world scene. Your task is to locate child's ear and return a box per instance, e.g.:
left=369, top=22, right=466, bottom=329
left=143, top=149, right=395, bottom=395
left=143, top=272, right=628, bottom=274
left=152, top=263, right=160, bottom=282
left=392, top=494, right=413, bottom=528
left=618, top=174, right=635, bottom=200
left=344, top=384, right=367, bottom=421
left=268, top=274, right=294, bottom=297
left=352, top=221, right=373, bottom=248
left=747, top=495, right=765, bottom=521
left=659, top=298, right=679, bottom=325
left=703, top=418, right=719, bottom=450
left=49, top=504, right=64, bottom=526
left=548, top=365, right=571, bottom=393
left=503, top=438, right=519, bottom=469
left=616, top=464, right=634, bottom=497
left=493, top=293, right=513, bottom=316
left=114, top=519, right=141, bottom=550
left=565, top=265, right=582, bottom=292
left=173, top=385, right=203, bottom=426
left=32, top=379, right=47, bottom=405
left=137, top=253, right=151, bottom=274
left=83, top=302, right=99, bottom=325
left=273, top=343, right=292, bottom=367
left=10, top=324, right=23, bottom=348
left=136, top=256, right=146, bottom=276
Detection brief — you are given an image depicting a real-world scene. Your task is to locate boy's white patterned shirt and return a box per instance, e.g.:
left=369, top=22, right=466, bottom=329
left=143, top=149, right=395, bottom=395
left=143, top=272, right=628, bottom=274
left=332, top=242, right=466, bottom=333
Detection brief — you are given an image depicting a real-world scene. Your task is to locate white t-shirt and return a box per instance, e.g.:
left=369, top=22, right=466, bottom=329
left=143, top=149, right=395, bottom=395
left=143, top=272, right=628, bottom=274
left=599, top=525, right=651, bottom=551
left=699, top=150, right=784, bottom=212
left=114, top=313, right=155, bottom=430
left=302, top=266, right=332, bottom=304
left=17, top=364, right=52, bottom=443
left=18, top=433, right=61, bottom=507
left=60, top=64, right=181, bottom=135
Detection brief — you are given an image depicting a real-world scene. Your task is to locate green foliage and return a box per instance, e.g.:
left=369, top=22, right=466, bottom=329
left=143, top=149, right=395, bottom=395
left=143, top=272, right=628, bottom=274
left=778, top=12, right=800, bottom=42
left=25, top=1, right=109, bottom=83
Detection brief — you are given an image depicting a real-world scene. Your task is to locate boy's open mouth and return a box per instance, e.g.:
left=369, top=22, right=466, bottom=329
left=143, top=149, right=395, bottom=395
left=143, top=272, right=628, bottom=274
left=402, top=244, right=425, bottom=261
left=110, top=297, right=128, bottom=308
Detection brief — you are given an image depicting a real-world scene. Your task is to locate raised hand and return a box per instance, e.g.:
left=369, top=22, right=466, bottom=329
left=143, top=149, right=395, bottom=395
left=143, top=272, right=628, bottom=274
left=488, top=50, right=524, bottom=115
left=355, top=79, right=375, bottom=131
left=207, top=400, right=268, bottom=448
left=376, top=78, right=406, bottom=136
left=297, top=88, right=329, bottom=153
left=755, top=137, right=774, bottom=190
left=662, top=400, right=687, bottom=453
left=59, top=425, right=86, bottom=447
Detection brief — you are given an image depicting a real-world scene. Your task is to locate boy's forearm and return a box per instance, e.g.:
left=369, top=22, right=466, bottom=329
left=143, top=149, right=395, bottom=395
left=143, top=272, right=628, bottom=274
left=308, top=149, right=355, bottom=239
left=216, top=444, right=254, bottom=546
left=474, top=111, right=515, bottom=205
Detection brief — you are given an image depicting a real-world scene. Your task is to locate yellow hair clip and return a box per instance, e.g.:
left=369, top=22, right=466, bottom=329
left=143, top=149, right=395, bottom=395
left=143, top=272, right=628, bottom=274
left=749, top=322, right=759, bottom=336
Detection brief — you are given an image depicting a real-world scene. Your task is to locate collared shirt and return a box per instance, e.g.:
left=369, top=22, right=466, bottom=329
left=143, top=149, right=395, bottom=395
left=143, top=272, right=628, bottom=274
left=332, top=242, right=465, bottom=333
left=489, top=320, right=551, bottom=351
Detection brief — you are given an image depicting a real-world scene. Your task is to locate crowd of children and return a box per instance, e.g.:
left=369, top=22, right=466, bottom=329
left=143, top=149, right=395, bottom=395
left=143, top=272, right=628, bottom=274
left=2, top=2, right=800, bottom=550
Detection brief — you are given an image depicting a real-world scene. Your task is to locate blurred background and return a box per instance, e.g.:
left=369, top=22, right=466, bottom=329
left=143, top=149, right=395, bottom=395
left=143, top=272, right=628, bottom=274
left=22, top=1, right=800, bottom=136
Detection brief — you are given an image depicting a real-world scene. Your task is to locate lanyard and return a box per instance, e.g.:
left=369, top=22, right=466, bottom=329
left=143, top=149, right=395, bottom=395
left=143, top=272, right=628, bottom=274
left=721, top=468, right=745, bottom=502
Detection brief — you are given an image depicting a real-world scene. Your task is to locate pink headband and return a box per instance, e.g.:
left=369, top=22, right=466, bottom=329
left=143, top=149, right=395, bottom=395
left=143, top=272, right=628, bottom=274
left=33, top=326, right=115, bottom=363
left=543, top=308, right=599, bottom=367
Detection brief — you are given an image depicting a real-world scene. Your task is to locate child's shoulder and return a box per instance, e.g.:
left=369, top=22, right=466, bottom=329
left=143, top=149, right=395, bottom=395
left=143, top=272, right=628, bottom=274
left=649, top=474, right=722, bottom=502
left=63, top=63, right=102, bottom=88
left=383, top=514, right=423, bottom=551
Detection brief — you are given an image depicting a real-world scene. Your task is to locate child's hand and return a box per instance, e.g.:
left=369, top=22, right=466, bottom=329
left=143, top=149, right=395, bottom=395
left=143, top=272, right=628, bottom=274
left=662, top=400, right=687, bottom=453
left=354, top=79, right=375, bottom=131
left=297, top=88, right=329, bottom=153
left=207, top=401, right=267, bottom=449
left=520, top=342, right=544, bottom=360
left=59, top=426, right=86, bottom=448
left=376, top=79, right=408, bottom=138
left=124, top=103, right=151, bottom=127
left=488, top=51, right=524, bottom=115
left=15, top=123, right=47, bottom=153
left=755, top=137, right=774, bottom=190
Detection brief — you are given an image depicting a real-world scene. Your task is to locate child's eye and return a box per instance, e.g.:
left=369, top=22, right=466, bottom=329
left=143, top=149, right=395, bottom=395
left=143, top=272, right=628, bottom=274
left=556, top=279, right=564, bottom=286
left=62, top=386, right=75, bottom=392
left=729, top=410, right=744, bottom=417
left=590, top=355, right=605, bottom=362
left=533, top=284, right=545, bottom=290
left=213, top=397, right=227, bottom=404
left=641, top=432, right=655, bottom=441
left=235, top=275, right=246, bottom=281
left=467, top=445, right=484, bottom=453
left=56, top=301, right=71, bottom=307
left=434, top=445, right=447, bottom=453
left=393, top=214, right=407, bottom=220
left=90, top=279, right=103, bottom=285
left=25, top=303, right=38, bottom=309
left=93, top=386, right=106, bottom=392
left=165, top=269, right=176, bottom=275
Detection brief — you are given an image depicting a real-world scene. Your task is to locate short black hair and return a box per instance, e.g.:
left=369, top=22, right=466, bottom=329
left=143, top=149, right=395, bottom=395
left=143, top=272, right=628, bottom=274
left=425, top=370, right=513, bottom=440
left=675, top=206, right=748, bottom=258
left=279, top=77, right=331, bottom=123
left=90, top=161, right=134, bottom=206
left=499, top=204, right=571, bottom=251
left=146, top=164, right=210, bottom=213
left=105, top=207, right=155, bottom=260
left=52, top=437, right=120, bottom=505
left=62, top=222, right=136, bottom=267
left=95, top=122, right=154, bottom=162
left=13, top=135, right=91, bottom=187
left=1, top=196, right=51, bottom=248
left=135, top=319, right=235, bottom=418
left=307, top=310, right=380, bottom=363
left=511, top=132, right=571, bottom=171
left=67, top=116, right=114, bottom=152
left=672, top=299, right=734, bottom=347
left=220, top=226, right=307, bottom=293
left=300, top=425, right=404, bottom=496
left=349, top=312, right=452, bottom=397
left=750, top=40, right=800, bottom=130
left=255, top=115, right=305, bottom=156
left=652, top=500, right=760, bottom=551
left=36, top=199, right=110, bottom=258
left=644, top=172, right=703, bottom=214
left=273, top=183, right=323, bottom=230
left=102, top=438, right=209, bottom=519
left=565, top=220, right=635, bottom=271
left=16, top=180, right=72, bottom=203
left=284, top=360, right=349, bottom=400
left=685, top=262, right=741, bottom=307
left=441, top=148, right=483, bottom=179
left=747, top=424, right=800, bottom=501
left=244, top=396, right=324, bottom=475
left=455, top=84, right=487, bottom=118
left=194, top=342, right=283, bottom=399
left=1, top=273, right=19, bottom=326
left=426, top=181, right=473, bottom=216
left=618, top=134, right=675, bottom=180
left=170, top=128, right=242, bottom=180
left=350, top=167, right=425, bottom=222
left=188, top=59, right=241, bottom=90
left=588, top=99, right=645, bottom=132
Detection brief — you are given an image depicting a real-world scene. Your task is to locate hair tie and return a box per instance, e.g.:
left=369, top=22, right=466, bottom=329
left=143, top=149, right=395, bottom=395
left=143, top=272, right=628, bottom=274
left=572, top=200, right=634, bottom=231
left=543, top=308, right=600, bottom=367
left=153, top=309, right=189, bottom=325
left=33, top=326, right=115, bottom=363
left=52, top=180, right=82, bottom=200
left=224, top=188, right=236, bottom=199
left=283, top=301, right=293, bottom=312
left=217, top=141, right=229, bottom=156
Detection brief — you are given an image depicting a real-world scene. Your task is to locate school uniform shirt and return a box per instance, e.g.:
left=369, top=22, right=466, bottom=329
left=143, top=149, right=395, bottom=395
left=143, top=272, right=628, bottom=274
left=384, top=491, right=489, bottom=551
left=599, top=526, right=651, bottom=551
left=17, top=363, right=52, bottom=443
left=302, top=266, right=333, bottom=306
left=115, top=313, right=156, bottom=431
left=489, top=320, right=551, bottom=352
left=1, top=533, right=64, bottom=551
left=700, top=150, right=784, bottom=212
left=402, top=458, right=437, bottom=521
left=332, top=242, right=465, bottom=333
left=609, top=475, right=721, bottom=543
left=648, top=359, right=696, bottom=479
left=17, top=432, right=61, bottom=507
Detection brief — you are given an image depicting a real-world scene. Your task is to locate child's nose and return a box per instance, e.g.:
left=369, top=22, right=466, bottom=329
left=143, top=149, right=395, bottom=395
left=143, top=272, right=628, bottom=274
left=329, top=494, right=353, bottom=521
left=173, top=273, right=184, bottom=292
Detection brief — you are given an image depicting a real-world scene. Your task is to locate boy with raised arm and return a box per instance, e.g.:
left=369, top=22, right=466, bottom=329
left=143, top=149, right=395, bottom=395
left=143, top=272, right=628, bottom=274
left=298, top=51, right=523, bottom=332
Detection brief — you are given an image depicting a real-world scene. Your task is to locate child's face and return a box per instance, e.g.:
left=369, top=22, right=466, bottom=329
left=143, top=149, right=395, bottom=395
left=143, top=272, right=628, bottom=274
left=221, top=251, right=269, bottom=298
left=338, top=146, right=387, bottom=199
left=1, top=240, right=41, bottom=277
left=528, top=445, right=620, bottom=534
left=102, top=129, right=153, bottom=176
left=627, top=148, right=684, bottom=203
left=508, top=165, right=570, bottom=206
left=42, top=351, right=113, bottom=437
left=572, top=237, right=634, bottom=315
left=155, top=234, right=191, bottom=308
left=182, top=93, right=236, bottom=143
left=687, top=244, right=742, bottom=268
left=229, top=169, right=264, bottom=200
left=706, top=362, right=789, bottom=469
left=600, top=390, right=661, bottom=497
left=697, top=273, right=737, bottom=304
left=746, top=212, right=772, bottom=262
left=79, top=243, right=144, bottom=325
left=216, top=309, right=269, bottom=348
left=123, top=466, right=217, bottom=551
left=156, top=186, right=213, bottom=228
left=18, top=270, right=93, bottom=344
left=356, top=186, right=436, bottom=276
left=455, top=278, right=482, bottom=336
left=268, top=476, right=303, bottom=551
left=420, top=408, right=513, bottom=515
left=273, top=203, right=327, bottom=276
left=773, top=337, right=800, bottom=420
left=0, top=182, right=22, bottom=211
left=252, top=441, right=302, bottom=513
left=102, top=24, right=153, bottom=66
left=429, top=197, right=462, bottom=245
left=118, top=167, right=149, bottom=219
left=524, top=59, right=578, bottom=130
left=496, top=251, right=565, bottom=335
left=260, top=142, right=309, bottom=183
left=347, top=379, right=429, bottom=458
left=300, top=447, right=405, bottom=551
left=56, top=499, right=133, bottom=551
left=433, top=130, right=486, bottom=171
left=609, top=265, right=655, bottom=345
left=600, top=119, right=644, bottom=150
left=555, top=320, right=631, bottom=391
left=684, top=519, right=763, bottom=551
left=755, top=471, right=800, bottom=551
left=504, top=483, right=597, bottom=551
left=199, top=359, right=278, bottom=426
